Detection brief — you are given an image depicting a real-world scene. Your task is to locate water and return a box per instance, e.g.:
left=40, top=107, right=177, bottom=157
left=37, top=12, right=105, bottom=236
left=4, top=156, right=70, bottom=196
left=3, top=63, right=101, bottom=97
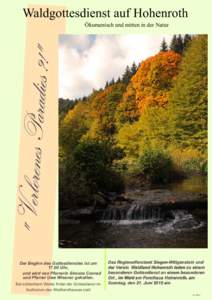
left=59, top=218, right=207, bottom=248
left=164, top=175, right=207, bottom=194
left=59, top=175, right=207, bottom=248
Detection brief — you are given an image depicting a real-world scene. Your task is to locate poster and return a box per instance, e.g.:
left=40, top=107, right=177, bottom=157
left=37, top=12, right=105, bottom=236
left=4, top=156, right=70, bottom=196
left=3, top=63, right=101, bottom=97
left=0, top=0, right=211, bottom=299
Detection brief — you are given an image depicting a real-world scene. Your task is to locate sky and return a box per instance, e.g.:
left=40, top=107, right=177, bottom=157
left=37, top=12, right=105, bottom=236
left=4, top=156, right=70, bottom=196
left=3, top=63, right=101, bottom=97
left=59, top=34, right=172, bottom=99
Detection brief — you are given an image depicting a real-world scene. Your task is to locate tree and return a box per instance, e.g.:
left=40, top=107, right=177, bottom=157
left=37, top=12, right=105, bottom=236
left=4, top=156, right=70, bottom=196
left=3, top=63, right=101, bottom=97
left=116, top=77, right=121, bottom=83
left=122, top=65, right=132, bottom=84
left=73, top=139, right=124, bottom=193
left=87, top=83, right=126, bottom=140
left=160, top=38, right=168, bottom=52
left=116, top=83, right=140, bottom=125
left=170, top=34, right=184, bottom=54
left=170, top=35, right=178, bottom=52
left=139, top=106, right=171, bottom=151
left=59, top=98, right=77, bottom=122
left=109, top=78, right=115, bottom=85
left=139, top=149, right=173, bottom=183
left=116, top=120, right=141, bottom=159
left=183, top=34, right=192, bottom=49
left=59, top=101, right=90, bottom=155
left=170, top=34, right=185, bottom=54
left=168, top=35, right=208, bottom=153
left=176, top=34, right=184, bottom=54
left=130, top=62, right=137, bottom=75
left=130, top=50, right=181, bottom=112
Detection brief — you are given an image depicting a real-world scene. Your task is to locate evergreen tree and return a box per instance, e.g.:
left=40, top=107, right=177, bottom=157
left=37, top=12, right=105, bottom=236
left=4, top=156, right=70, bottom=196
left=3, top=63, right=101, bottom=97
left=183, top=34, right=192, bottom=49
left=168, top=35, right=208, bottom=153
left=122, top=65, right=132, bottom=84
left=130, top=62, right=137, bottom=76
left=160, top=38, right=168, bottom=52
left=59, top=98, right=76, bottom=120
left=170, top=35, right=178, bottom=52
left=170, top=34, right=184, bottom=54
left=176, top=34, right=184, bottom=54
left=116, top=77, right=121, bottom=83
left=109, top=78, right=115, bottom=85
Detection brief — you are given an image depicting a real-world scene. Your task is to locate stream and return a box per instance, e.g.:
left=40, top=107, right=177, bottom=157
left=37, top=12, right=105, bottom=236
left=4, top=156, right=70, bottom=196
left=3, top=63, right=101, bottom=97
left=59, top=175, right=207, bottom=248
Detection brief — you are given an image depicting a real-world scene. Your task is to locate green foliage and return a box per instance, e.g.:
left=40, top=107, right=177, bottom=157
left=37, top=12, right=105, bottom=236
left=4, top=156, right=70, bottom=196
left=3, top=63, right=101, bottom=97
left=183, top=158, right=204, bottom=175
left=73, top=140, right=112, bottom=179
left=59, top=98, right=78, bottom=122
left=59, top=156, right=93, bottom=208
left=139, top=107, right=171, bottom=150
left=115, top=83, right=140, bottom=125
left=168, top=146, right=206, bottom=177
left=121, top=62, right=138, bottom=85
left=168, top=35, right=207, bottom=153
left=138, top=149, right=174, bottom=183
left=201, top=161, right=208, bottom=175
left=59, top=140, right=124, bottom=208
left=116, top=121, right=141, bottom=158
left=87, top=83, right=126, bottom=140
left=59, top=101, right=91, bottom=154
left=122, top=65, right=132, bottom=84
left=170, top=34, right=184, bottom=54
left=183, top=34, right=192, bottom=49
left=169, top=34, right=193, bottom=54
left=170, top=35, right=178, bottom=52
left=59, top=34, right=207, bottom=209
left=73, top=139, right=124, bottom=193
left=160, top=38, right=168, bottom=52
left=130, top=62, right=138, bottom=76
left=116, top=106, right=171, bottom=168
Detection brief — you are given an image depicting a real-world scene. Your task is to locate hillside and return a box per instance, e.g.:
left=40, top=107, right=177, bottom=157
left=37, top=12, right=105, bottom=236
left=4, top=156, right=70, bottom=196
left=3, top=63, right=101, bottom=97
left=59, top=35, right=207, bottom=209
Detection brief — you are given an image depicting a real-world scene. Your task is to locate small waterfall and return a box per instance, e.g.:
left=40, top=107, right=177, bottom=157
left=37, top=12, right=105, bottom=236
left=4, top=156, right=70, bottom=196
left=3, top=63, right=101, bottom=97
left=95, top=204, right=165, bottom=221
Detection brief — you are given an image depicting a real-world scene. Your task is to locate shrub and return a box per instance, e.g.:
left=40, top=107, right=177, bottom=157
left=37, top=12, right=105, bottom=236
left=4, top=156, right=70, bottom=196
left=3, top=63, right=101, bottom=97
left=183, top=158, right=202, bottom=174
left=73, top=139, right=124, bottom=193
left=59, top=158, right=93, bottom=209
left=139, top=149, right=174, bottom=183
left=59, top=139, right=125, bottom=209
left=169, top=147, right=207, bottom=176
left=201, top=161, right=208, bottom=175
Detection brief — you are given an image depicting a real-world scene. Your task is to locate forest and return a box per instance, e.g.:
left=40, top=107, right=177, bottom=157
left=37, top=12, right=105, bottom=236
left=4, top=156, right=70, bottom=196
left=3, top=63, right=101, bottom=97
left=59, top=34, right=207, bottom=210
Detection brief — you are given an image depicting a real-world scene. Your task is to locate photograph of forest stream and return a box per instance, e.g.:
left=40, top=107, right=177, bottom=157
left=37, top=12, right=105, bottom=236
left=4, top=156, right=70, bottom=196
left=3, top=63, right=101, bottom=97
left=59, top=34, right=207, bottom=248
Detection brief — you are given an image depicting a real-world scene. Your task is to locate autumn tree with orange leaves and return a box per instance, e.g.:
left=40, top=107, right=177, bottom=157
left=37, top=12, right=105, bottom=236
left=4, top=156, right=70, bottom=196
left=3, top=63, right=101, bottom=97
left=131, top=50, right=181, bottom=113
left=59, top=36, right=208, bottom=207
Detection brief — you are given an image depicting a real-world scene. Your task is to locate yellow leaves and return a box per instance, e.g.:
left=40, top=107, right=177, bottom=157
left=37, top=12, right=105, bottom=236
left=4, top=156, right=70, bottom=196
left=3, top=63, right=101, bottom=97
left=116, top=121, right=142, bottom=158
left=59, top=101, right=92, bottom=152
left=168, top=146, right=206, bottom=172
left=116, top=83, right=140, bottom=124
left=169, top=146, right=205, bottom=163
left=63, top=101, right=90, bottom=127
left=90, top=85, right=117, bottom=118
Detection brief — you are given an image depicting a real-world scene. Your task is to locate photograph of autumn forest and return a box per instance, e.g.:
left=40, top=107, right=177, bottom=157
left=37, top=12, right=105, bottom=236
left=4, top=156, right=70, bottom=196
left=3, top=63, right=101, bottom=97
left=59, top=34, right=207, bottom=248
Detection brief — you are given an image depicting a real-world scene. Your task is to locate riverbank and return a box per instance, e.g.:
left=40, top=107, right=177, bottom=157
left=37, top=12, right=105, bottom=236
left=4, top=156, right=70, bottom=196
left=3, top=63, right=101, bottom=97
left=59, top=175, right=207, bottom=248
